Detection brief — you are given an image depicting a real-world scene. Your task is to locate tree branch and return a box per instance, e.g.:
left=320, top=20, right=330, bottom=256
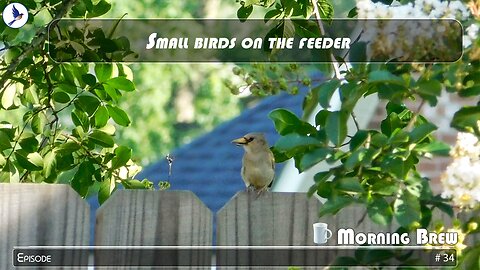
left=0, top=0, right=79, bottom=91
left=406, top=99, right=426, bottom=130
left=310, top=0, right=342, bottom=80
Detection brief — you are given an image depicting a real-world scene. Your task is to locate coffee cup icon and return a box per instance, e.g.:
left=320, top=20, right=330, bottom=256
left=313, top=223, right=332, bottom=244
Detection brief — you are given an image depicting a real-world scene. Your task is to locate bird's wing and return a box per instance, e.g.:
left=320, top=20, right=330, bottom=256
left=268, top=149, right=275, bottom=188
left=269, top=148, right=275, bottom=170
left=12, top=5, right=20, bottom=17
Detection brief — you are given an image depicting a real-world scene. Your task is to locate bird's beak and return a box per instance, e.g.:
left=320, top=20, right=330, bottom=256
left=232, top=137, right=248, bottom=146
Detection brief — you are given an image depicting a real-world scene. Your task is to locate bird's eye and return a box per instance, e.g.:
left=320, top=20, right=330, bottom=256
left=245, top=137, right=254, bottom=142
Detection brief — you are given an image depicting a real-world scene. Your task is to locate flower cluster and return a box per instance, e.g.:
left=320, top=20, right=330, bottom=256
left=441, top=131, right=480, bottom=209
left=463, top=23, right=479, bottom=48
left=356, top=0, right=470, bottom=20
left=356, top=0, right=473, bottom=61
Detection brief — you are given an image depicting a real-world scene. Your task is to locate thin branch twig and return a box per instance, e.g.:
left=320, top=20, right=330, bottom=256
left=310, top=0, right=342, bottom=80
left=0, top=0, right=79, bottom=91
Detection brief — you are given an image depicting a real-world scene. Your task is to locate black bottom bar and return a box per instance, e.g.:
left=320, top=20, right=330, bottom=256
left=13, top=247, right=457, bottom=267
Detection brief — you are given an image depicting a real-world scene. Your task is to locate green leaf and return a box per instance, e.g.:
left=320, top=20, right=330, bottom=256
left=381, top=156, right=412, bottom=180
left=381, top=112, right=402, bottom=136
left=87, top=0, right=111, bottom=17
left=31, top=113, right=46, bottom=135
left=15, top=150, right=43, bottom=171
left=429, top=196, right=454, bottom=217
left=458, top=244, right=480, bottom=270
left=299, top=148, right=331, bottom=172
left=81, top=74, right=97, bottom=86
left=316, top=0, right=334, bottom=20
left=340, top=83, right=366, bottom=113
left=335, top=177, right=363, bottom=193
left=319, top=196, right=354, bottom=217
left=269, top=108, right=316, bottom=135
left=71, top=109, right=90, bottom=132
left=1, top=160, right=19, bottom=182
left=111, top=146, right=132, bottom=169
left=416, top=80, right=442, bottom=106
left=368, top=70, right=404, bottom=85
left=0, top=131, right=12, bottom=151
left=106, top=105, right=131, bottom=127
left=405, top=176, right=423, bottom=197
left=103, top=84, right=120, bottom=102
left=121, top=179, right=152, bottom=189
left=95, top=64, right=113, bottom=82
left=43, top=150, right=57, bottom=182
left=275, top=133, right=322, bottom=152
left=0, top=153, right=5, bottom=167
left=367, top=197, right=393, bottom=226
left=451, top=106, right=480, bottom=134
left=459, top=85, right=480, bottom=97
left=95, top=105, right=109, bottom=128
left=325, top=110, right=348, bottom=146
left=18, top=133, right=38, bottom=153
left=105, top=77, right=135, bottom=92
left=416, top=79, right=442, bottom=97
left=264, top=8, right=282, bottom=22
left=75, top=95, right=100, bottom=116
left=394, top=190, right=421, bottom=228
left=58, top=141, right=81, bottom=155
left=318, top=79, right=340, bottom=108
left=25, top=85, right=39, bottom=104
left=88, top=130, right=114, bottom=147
left=57, top=83, right=78, bottom=94
left=71, top=161, right=95, bottom=197
left=409, top=122, right=437, bottom=143
left=99, top=177, right=115, bottom=204
left=344, top=148, right=365, bottom=170
left=371, top=133, right=388, bottom=147
left=53, top=91, right=70, bottom=103
left=237, top=5, right=254, bottom=22
left=1, top=85, right=16, bottom=109
left=349, top=130, right=369, bottom=151
left=371, top=180, right=398, bottom=196
left=414, top=141, right=450, bottom=156
left=315, top=110, right=329, bottom=127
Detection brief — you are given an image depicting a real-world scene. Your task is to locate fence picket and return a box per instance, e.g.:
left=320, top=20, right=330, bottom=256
left=0, top=184, right=89, bottom=270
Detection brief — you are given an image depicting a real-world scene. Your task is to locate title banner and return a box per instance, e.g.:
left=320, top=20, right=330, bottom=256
left=48, top=19, right=462, bottom=63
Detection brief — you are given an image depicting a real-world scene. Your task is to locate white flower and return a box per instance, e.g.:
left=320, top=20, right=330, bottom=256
left=356, top=0, right=472, bottom=60
left=451, top=132, right=480, bottom=160
left=462, top=22, right=479, bottom=47
left=441, top=132, right=480, bottom=209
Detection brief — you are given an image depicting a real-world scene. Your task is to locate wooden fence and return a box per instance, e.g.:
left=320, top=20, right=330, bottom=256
left=0, top=184, right=478, bottom=269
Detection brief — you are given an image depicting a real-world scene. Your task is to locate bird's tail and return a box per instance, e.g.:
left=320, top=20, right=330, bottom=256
left=8, top=20, right=15, bottom=26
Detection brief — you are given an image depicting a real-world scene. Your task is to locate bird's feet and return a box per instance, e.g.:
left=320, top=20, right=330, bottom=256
left=255, top=186, right=269, bottom=198
left=246, top=185, right=255, bottom=192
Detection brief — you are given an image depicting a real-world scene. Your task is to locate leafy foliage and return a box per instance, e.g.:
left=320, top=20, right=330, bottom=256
left=233, top=0, right=480, bottom=267
left=0, top=0, right=159, bottom=203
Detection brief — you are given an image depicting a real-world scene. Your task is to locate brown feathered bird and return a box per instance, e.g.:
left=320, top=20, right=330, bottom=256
left=232, top=133, right=275, bottom=193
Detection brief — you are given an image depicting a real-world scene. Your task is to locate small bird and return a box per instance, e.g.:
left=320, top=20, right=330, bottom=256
left=8, top=5, right=24, bottom=26
left=232, top=133, right=275, bottom=194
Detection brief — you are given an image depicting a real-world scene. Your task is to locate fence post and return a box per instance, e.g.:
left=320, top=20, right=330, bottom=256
left=0, top=184, right=90, bottom=269
left=216, top=192, right=321, bottom=267
left=95, top=190, right=212, bottom=268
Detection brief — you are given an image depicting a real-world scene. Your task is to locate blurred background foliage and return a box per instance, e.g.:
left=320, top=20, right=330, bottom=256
left=105, top=0, right=243, bottom=164
left=104, top=0, right=354, bottom=165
